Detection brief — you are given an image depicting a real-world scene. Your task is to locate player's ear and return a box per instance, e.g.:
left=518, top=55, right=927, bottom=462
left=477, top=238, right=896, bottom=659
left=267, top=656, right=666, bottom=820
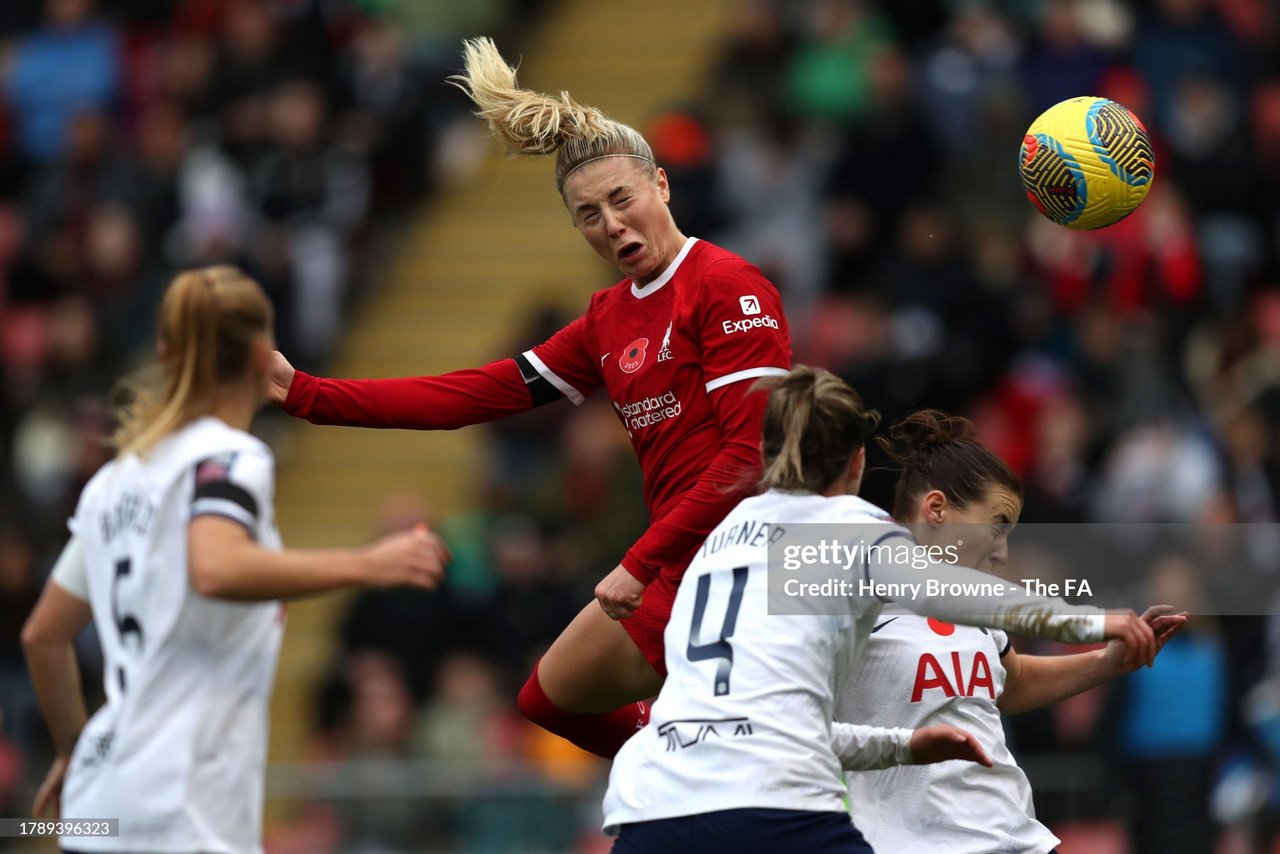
left=250, top=335, right=274, bottom=375
left=655, top=167, right=671, bottom=204
left=922, top=490, right=948, bottom=526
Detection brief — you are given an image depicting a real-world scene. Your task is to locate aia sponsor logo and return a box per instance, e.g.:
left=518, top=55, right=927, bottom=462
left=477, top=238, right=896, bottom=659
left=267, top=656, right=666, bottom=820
left=911, top=650, right=995, bottom=702
left=619, top=338, right=649, bottom=373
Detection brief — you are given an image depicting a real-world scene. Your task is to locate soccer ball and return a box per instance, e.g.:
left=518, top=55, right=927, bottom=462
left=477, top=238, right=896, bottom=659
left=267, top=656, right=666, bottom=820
left=1018, top=96, right=1155, bottom=230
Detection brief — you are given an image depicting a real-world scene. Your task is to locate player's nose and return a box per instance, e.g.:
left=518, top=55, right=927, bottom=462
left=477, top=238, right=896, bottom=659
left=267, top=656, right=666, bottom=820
left=603, top=209, right=625, bottom=236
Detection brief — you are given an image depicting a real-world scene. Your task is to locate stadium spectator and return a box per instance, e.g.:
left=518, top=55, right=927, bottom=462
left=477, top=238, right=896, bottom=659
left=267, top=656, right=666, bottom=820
left=4, top=0, right=120, bottom=165
left=1113, top=555, right=1229, bottom=854
left=248, top=78, right=368, bottom=367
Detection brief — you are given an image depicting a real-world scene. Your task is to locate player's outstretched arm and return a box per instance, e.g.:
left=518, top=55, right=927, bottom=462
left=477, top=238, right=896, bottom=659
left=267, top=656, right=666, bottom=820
left=996, top=605, right=1187, bottom=714
left=868, top=540, right=1157, bottom=663
left=21, top=542, right=93, bottom=817
left=188, top=518, right=449, bottom=601
left=831, top=722, right=993, bottom=771
left=269, top=349, right=542, bottom=430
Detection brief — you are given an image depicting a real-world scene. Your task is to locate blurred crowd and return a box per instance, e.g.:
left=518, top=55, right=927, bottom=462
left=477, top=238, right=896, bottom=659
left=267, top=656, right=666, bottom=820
left=4, top=0, right=1280, bottom=851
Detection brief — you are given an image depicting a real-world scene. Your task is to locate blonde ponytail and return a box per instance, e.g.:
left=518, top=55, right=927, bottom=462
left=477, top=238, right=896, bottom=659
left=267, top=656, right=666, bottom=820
left=756, top=367, right=880, bottom=493
left=451, top=37, right=656, bottom=193
left=761, top=378, right=813, bottom=489
left=113, top=266, right=273, bottom=457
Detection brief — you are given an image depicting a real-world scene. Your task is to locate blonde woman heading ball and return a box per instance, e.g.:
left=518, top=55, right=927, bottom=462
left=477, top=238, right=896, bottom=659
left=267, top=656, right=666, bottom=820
left=270, top=38, right=794, bottom=758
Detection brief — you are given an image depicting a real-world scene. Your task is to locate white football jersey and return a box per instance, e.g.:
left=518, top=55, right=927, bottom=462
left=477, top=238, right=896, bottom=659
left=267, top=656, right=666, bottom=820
left=603, top=489, right=894, bottom=831
left=839, top=616, right=1060, bottom=854
left=60, top=416, right=285, bottom=854
left=603, top=488, right=1105, bottom=833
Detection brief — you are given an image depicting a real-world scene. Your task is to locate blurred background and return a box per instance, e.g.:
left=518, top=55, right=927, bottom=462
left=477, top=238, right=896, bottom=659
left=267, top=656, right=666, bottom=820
left=0, top=0, right=1278, bottom=851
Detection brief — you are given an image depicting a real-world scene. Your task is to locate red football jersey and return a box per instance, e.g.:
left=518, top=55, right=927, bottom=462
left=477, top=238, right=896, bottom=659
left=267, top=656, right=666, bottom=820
left=520, top=238, right=791, bottom=580
left=284, top=238, right=791, bottom=585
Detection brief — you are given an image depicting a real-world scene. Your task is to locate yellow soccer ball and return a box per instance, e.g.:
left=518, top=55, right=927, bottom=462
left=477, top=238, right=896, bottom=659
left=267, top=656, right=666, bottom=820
left=1018, top=96, right=1155, bottom=230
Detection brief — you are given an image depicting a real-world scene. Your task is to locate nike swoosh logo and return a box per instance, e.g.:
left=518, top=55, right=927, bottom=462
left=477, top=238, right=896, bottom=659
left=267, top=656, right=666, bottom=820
left=871, top=617, right=899, bottom=633
left=601, top=353, right=610, bottom=366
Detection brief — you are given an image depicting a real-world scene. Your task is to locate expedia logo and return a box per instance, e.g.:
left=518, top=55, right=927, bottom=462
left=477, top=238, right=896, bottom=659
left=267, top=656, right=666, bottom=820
left=619, top=338, right=649, bottom=373
left=739, top=295, right=761, bottom=315
left=722, top=315, right=779, bottom=335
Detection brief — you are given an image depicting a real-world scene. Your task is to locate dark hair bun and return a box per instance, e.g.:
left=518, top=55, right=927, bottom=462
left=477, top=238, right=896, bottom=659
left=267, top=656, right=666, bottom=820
left=878, top=409, right=976, bottom=465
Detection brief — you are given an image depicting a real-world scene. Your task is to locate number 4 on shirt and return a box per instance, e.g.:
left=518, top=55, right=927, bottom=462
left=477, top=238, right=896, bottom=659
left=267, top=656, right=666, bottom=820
left=687, top=566, right=749, bottom=696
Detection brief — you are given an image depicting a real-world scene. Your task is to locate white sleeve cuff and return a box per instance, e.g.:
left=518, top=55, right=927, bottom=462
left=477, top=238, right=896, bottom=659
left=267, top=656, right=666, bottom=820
left=50, top=536, right=89, bottom=602
left=895, top=728, right=916, bottom=766
left=832, top=722, right=917, bottom=771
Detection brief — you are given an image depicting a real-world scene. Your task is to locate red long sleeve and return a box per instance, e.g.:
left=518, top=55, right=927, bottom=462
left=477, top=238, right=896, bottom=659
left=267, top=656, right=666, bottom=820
left=282, top=359, right=535, bottom=430
left=619, top=378, right=766, bottom=584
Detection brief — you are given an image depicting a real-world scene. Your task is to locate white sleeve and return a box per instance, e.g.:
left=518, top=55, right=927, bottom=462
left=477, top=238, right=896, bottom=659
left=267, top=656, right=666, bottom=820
left=866, top=529, right=1105, bottom=644
left=50, top=536, right=89, bottom=602
left=991, top=628, right=1012, bottom=657
left=830, top=722, right=915, bottom=770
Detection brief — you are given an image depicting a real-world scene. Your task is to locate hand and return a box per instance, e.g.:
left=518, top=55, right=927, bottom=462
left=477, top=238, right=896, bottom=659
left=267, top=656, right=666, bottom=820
left=596, top=564, right=645, bottom=620
left=33, top=755, right=69, bottom=818
left=1103, top=604, right=1188, bottom=675
left=909, top=725, right=994, bottom=768
left=1102, top=609, right=1158, bottom=671
left=361, top=524, right=449, bottom=590
left=268, top=350, right=297, bottom=406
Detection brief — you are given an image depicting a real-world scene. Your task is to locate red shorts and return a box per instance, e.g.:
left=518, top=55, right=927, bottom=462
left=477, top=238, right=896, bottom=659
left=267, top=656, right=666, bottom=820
left=619, top=563, right=688, bottom=677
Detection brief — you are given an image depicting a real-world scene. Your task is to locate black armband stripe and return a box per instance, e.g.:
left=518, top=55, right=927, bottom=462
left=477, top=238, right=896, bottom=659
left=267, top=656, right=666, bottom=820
left=514, top=353, right=562, bottom=407
left=193, top=480, right=259, bottom=519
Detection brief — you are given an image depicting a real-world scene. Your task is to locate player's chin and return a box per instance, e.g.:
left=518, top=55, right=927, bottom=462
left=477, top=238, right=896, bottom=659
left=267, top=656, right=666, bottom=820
left=618, top=248, right=657, bottom=279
